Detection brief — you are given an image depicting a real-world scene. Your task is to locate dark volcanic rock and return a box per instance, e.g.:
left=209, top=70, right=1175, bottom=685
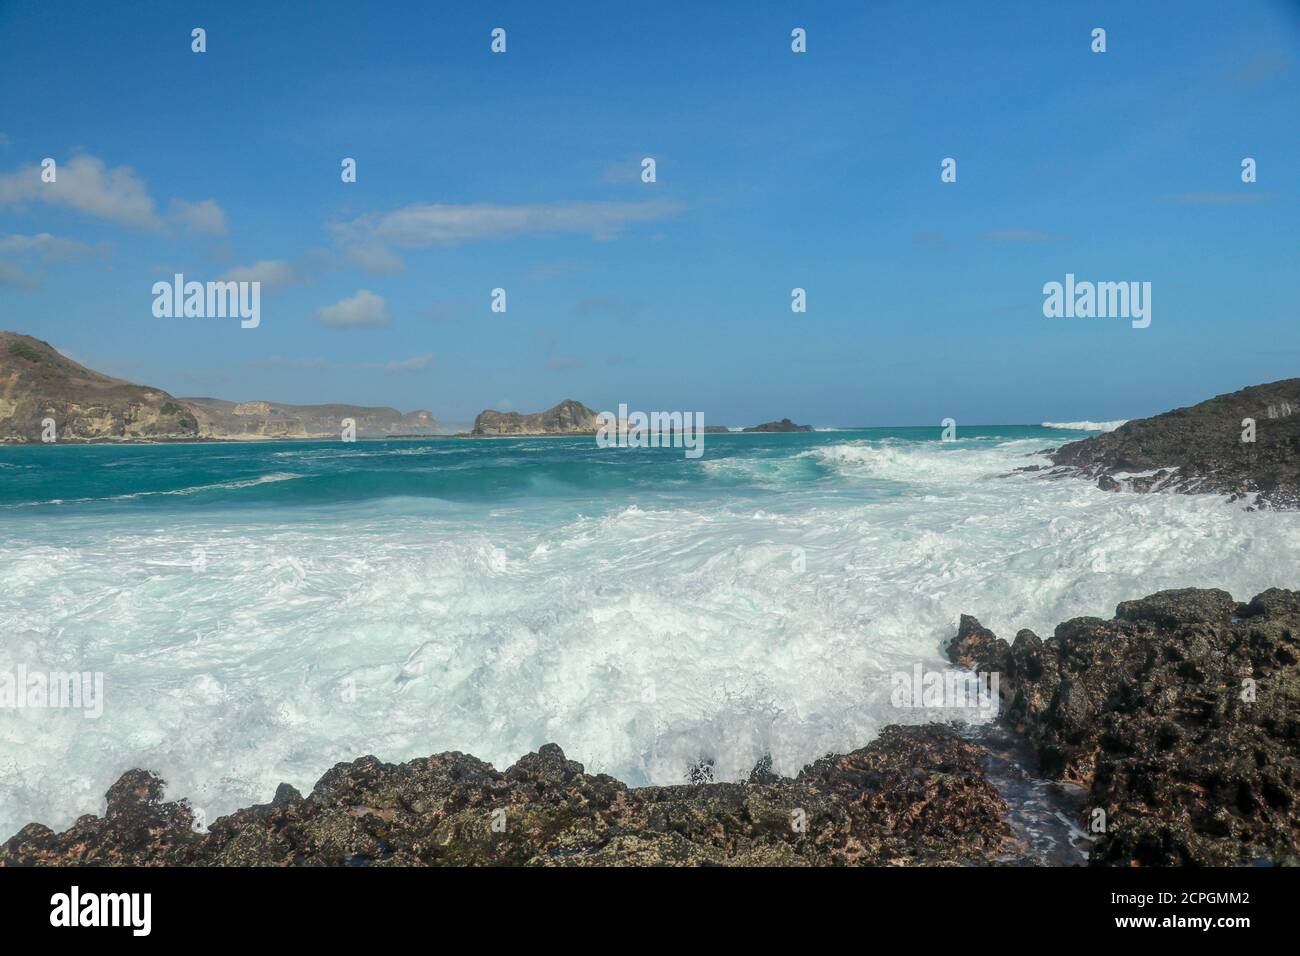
left=0, top=725, right=1012, bottom=867
left=948, top=588, right=1300, bottom=866
left=948, top=614, right=1011, bottom=673
left=2, top=770, right=204, bottom=866
left=743, top=418, right=813, bottom=433
left=1048, top=379, right=1300, bottom=509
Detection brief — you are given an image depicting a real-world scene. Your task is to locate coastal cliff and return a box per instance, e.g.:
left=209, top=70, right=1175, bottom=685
left=0, top=331, right=199, bottom=441
left=0, top=332, right=436, bottom=442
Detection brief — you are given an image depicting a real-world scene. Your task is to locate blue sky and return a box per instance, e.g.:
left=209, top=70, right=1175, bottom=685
left=1, top=0, right=1297, bottom=426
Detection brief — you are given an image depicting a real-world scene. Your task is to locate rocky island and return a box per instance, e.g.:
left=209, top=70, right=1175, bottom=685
left=1048, top=378, right=1300, bottom=509
left=6, top=586, right=1295, bottom=867
left=470, top=399, right=600, bottom=436
left=0, top=331, right=438, bottom=441
left=743, top=418, right=813, bottom=433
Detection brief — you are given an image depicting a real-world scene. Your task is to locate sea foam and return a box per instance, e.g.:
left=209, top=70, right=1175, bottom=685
left=1040, top=420, right=1127, bottom=432
left=1, top=433, right=1296, bottom=837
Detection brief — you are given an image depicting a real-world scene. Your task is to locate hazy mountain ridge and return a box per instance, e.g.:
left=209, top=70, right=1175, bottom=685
left=182, top=397, right=437, bottom=439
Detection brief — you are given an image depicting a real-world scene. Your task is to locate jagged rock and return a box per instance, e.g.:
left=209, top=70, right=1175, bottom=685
left=0, top=725, right=1012, bottom=867
left=1, top=770, right=203, bottom=866
left=947, top=614, right=1011, bottom=673
left=949, top=587, right=1300, bottom=865
left=1049, top=379, right=1300, bottom=509
left=1114, top=587, right=1236, bottom=629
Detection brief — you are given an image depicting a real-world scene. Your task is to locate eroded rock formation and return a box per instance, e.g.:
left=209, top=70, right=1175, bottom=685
left=1, top=725, right=1012, bottom=867
left=471, top=400, right=600, bottom=436
left=949, top=587, right=1300, bottom=865
left=1048, top=379, right=1300, bottom=509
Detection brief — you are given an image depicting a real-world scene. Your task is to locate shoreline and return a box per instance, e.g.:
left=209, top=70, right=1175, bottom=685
left=0, top=423, right=1091, bottom=448
left=0, top=433, right=460, bottom=447
left=6, top=585, right=1295, bottom=867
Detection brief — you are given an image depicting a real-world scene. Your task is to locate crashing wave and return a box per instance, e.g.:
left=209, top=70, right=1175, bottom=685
left=1040, top=420, right=1126, bottom=432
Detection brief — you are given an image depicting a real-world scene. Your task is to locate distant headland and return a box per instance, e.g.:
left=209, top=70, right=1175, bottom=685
left=0, top=332, right=438, bottom=443
left=0, top=332, right=814, bottom=444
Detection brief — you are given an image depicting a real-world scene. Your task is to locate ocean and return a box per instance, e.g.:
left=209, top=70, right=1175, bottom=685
left=2, top=425, right=1298, bottom=837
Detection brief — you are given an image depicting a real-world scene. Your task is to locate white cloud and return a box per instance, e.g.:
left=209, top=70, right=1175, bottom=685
left=219, top=259, right=300, bottom=289
left=0, top=155, right=158, bottom=227
left=344, top=243, right=404, bottom=274
left=0, top=232, right=102, bottom=261
left=0, top=232, right=106, bottom=287
left=384, top=353, right=435, bottom=373
left=0, top=155, right=228, bottom=234
left=315, top=289, right=389, bottom=328
left=170, top=198, right=227, bottom=235
left=331, top=199, right=683, bottom=272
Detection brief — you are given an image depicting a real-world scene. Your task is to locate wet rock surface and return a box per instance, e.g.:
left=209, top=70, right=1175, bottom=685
left=1047, top=379, right=1300, bottom=509
left=949, top=587, right=1300, bottom=866
left=1, top=726, right=1013, bottom=867
left=10, top=587, right=1296, bottom=867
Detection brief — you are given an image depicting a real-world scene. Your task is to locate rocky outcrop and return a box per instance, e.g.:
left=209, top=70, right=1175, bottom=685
left=0, top=331, right=436, bottom=442
left=0, top=332, right=200, bottom=441
left=0, top=725, right=1013, bottom=867
left=9, top=582, right=1295, bottom=867
left=948, top=587, right=1300, bottom=866
left=471, top=400, right=599, bottom=436
left=743, top=418, right=813, bottom=433
left=1048, top=379, right=1300, bottom=509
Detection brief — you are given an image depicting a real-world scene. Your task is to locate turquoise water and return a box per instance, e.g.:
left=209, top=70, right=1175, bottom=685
left=0, top=426, right=1056, bottom=513
left=3, top=424, right=1299, bottom=839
